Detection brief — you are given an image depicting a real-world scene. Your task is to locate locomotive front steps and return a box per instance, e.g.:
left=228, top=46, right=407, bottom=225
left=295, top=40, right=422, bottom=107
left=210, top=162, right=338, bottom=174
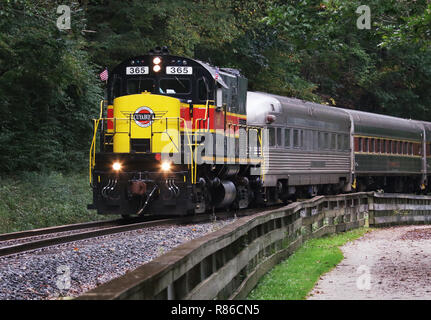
left=77, top=192, right=431, bottom=300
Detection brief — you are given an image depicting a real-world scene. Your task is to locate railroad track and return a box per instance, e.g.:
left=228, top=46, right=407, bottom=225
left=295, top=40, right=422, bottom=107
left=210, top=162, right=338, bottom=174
left=0, top=215, right=205, bottom=258
left=0, top=205, right=285, bottom=258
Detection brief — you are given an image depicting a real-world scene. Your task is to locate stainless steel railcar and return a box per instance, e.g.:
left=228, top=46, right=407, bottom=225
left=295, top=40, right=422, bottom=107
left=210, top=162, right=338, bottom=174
left=247, top=92, right=352, bottom=201
left=248, top=91, right=429, bottom=198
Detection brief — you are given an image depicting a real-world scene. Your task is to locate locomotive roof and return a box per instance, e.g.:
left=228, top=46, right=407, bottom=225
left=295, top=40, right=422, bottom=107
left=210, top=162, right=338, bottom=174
left=112, top=54, right=242, bottom=89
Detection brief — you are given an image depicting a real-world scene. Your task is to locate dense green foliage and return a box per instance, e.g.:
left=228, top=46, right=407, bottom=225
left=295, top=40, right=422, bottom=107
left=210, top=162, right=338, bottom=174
left=0, top=172, right=105, bottom=233
left=247, top=227, right=371, bottom=300
left=0, top=0, right=430, bottom=173
left=0, top=1, right=102, bottom=172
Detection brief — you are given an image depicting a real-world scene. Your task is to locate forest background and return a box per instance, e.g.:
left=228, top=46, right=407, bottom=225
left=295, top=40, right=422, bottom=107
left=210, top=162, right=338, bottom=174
left=1, top=0, right=430, bottom=172
left=0, top=0, right=430, bottom=230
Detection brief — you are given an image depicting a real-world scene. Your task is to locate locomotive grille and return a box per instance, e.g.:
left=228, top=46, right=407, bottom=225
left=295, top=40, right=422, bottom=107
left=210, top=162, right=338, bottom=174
left=131, top=138, right=151, bottom=153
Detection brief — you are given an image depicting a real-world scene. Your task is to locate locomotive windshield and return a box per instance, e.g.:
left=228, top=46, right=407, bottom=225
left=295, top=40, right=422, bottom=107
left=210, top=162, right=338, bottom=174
left=124, top=77, right=193, bottom=95
left=127, top=78, right=155, bottom=94
left=159, top=78, right=191, bottom=94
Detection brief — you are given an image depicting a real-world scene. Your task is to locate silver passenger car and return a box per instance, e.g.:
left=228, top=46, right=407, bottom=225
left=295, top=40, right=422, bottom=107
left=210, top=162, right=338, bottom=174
left=247, top=92, right=352, bottom=195
left=248, top=90, right=431, bottom=196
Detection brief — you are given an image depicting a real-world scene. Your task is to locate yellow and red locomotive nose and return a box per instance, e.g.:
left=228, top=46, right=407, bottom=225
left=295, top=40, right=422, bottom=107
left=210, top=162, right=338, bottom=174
left=112, top=93, right=181, bottom=154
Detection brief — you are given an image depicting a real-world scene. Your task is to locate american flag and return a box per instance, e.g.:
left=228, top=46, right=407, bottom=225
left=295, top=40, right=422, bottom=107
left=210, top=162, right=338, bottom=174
left=215, top=67, right=219, bottom=80
left=99, top=68, right=108, bottom=82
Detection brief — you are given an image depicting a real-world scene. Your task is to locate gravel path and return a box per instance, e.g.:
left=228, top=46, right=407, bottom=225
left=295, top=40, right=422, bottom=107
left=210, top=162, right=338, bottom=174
left=308, top=225, right=431, bottom=300
left=0, top=218, right=234, bottom=300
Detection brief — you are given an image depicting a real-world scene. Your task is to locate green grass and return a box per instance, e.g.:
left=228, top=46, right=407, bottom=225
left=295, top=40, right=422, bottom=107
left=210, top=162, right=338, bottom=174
left=247, top=227, right=372, bottom=300
left=0, top=171, right=112, bottom=234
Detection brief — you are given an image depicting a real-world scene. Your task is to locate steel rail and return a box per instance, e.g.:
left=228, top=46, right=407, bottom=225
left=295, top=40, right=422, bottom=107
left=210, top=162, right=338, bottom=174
left=0, top=211, right=247, bottom=258
left=0, top=218, right=188, bottom=258
left=0, top=203, right=287, bottom=258
left=0, top=219, right=125, bottom=242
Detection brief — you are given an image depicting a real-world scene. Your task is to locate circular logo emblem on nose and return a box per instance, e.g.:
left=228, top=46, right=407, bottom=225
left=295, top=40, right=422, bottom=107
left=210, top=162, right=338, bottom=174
left=133, top=106, right=154, bottom=128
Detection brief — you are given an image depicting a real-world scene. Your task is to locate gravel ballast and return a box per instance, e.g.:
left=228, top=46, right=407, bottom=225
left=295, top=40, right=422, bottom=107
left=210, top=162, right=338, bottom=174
left=0, top=218, right=235, bottom=300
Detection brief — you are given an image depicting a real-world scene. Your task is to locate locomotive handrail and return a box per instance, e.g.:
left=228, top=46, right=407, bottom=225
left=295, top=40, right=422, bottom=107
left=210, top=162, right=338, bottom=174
left=89, top=119, right=100, bottom=185
left=90, top=114, right=196, bottom=184
left=193, top=100, right=214, bottom=184
left=194, top=99, right=213, bottom=132
left=90, top=107, right=264, bottom=186
left=150, top=116, right=195, bottom=180
left=148, top=116, right=181, bottom=153
left=89, top=100, right=105, bottom=185
left=227, top=122, right=264, bottom=158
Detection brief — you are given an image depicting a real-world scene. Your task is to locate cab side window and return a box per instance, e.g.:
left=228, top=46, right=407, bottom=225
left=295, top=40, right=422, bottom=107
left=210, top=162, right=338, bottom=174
left=197, top=77, right=213, bottom=102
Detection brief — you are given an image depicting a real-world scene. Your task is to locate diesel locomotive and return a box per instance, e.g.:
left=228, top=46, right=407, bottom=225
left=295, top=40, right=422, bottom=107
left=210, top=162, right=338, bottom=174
left=88, top=47, right=430, bottom=217
left=88, top=47, right=263, bottom=217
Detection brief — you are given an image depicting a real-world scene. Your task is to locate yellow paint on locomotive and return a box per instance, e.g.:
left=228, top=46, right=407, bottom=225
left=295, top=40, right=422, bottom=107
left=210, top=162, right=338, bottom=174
left=112, top=92, right=181, bottom=153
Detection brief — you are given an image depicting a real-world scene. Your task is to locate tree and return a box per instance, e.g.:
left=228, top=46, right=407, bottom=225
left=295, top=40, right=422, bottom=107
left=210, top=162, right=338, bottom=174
left=262, top=0, right=431, bottom=119
left=0, top=0, right=103, bottom=172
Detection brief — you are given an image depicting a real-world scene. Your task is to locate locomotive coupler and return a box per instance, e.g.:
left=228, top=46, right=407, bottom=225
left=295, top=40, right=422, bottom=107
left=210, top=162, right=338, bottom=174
left=137, top=184, right=159, bottom=215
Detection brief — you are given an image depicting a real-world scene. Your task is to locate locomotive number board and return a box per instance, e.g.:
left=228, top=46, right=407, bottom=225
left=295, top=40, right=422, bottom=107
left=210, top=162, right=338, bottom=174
left=166, top=66, right=193, bottom=75
left=126, top=66, right=149, bottom=75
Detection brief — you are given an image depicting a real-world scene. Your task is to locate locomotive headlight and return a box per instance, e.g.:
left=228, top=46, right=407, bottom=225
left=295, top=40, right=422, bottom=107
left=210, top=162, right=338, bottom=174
left=161, top=161, right=171, bottom=172
left=112, top=162, right=122, bottom=171
left=153, top=65, right=161, bottom=72
left=153, top=57, right=161, bottom=65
